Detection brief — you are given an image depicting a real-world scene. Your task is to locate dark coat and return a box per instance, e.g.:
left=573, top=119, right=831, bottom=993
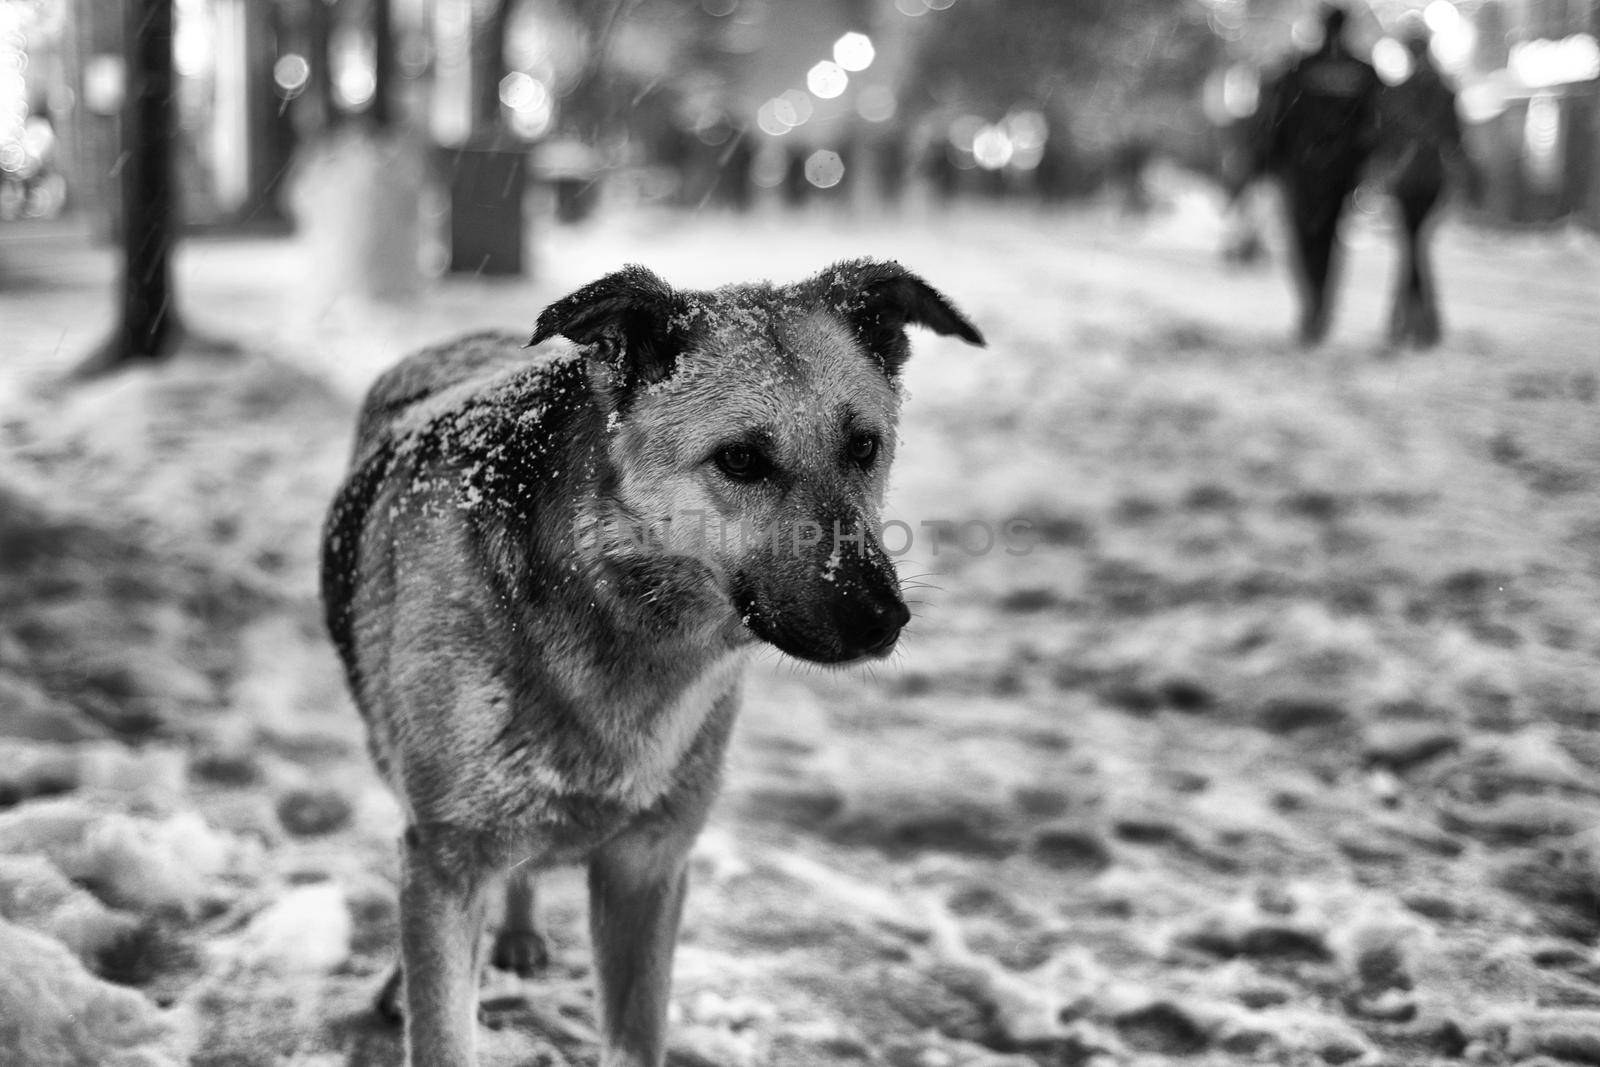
left=1255, top=45, right=1384, bottom=188
left=1377, top=61, right=1466, bottom=197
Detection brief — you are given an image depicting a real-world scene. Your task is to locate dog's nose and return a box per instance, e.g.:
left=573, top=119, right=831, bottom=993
left=838, top=599, right=911, bottom=659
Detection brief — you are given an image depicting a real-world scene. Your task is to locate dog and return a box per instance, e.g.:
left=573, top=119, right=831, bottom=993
left=320, top=259, right=984, bottom=1066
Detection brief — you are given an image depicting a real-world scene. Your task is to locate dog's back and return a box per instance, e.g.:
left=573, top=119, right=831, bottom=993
left=325, top=330, right=520, bottom=669
left=348, top=330, right=539, bottom=463
left=320, top=331, right=591, bottom=763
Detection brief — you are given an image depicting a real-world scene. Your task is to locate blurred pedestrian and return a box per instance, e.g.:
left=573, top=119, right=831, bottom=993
left=1256, top=4, right=1383, bottom=344
left=1376, top=26, right=1481, bottom=349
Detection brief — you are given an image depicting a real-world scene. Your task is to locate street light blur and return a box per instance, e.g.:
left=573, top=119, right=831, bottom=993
left=806, top=59, right=848, bottom=100
left=273, top=54, right=310, bottom=99
left=832, top=32, right=874, bottom=72
left=804, top=148, right=844, bottom=188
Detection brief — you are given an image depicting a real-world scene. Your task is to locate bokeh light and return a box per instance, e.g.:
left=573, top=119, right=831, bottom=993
left=1372, top=37, right=1412, bottom=86
left=757, top=98, right=792, bottom=136
left=1459, top=80, right=1507, bottom=124
left=895, top=0, right=929, bottom=18
left=779, top=89, right=814, bottom=126
left=833, top=32, right=875, bottom=72
left=1290, top=15, right=1320, bottom=50
left=273, top=54, right=310, bottom=98
left=971, top=124, right=1014, bottom=170
left=331, top=27, right=376, bottom=110
left=804, top=149, right=844, bottom=188
left=1511, top=34, right=1600, bottom=90
left=856, top=84, right=896, bottom=123
left=1002, top=110, right=1047, bottom=170
left=946, top=114, right=984, bottom=153
left=498, top=71, right=536, bottom=109
left=172, top=0, right=213, bottom=79
left=1205, top=0, right=1246, bottom=42
left=1422, top=0, right=1460, bottom=37
left=807, top=60, right=848, bottom=99
left=81, top=55, right=124, bottom=115
left=499, top=72, right=553, bottom=138
left=1424, top=3, right=1476, bottom=73
left=751, top=141, right=787, bottom=187
left=1221, top=63, right=1259, bottom=119
left=1523, top=92, right=1562, bottom=193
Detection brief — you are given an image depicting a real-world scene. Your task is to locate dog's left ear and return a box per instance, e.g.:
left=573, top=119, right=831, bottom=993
left=529, top=265, right=692, bottom=399
left=805, top=258, right=985, bottom=377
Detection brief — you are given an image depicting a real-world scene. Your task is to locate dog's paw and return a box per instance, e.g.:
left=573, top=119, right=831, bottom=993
left=374, top=964, right=404, bottom=1023
left=490, top=928, right=551, bottom=977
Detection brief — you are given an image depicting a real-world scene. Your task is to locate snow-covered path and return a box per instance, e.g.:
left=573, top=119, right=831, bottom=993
left=2, top=201, right=1600, bottom=1066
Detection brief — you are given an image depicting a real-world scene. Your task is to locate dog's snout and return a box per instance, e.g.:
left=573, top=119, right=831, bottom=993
left=837, top=598, right=910, bottom=659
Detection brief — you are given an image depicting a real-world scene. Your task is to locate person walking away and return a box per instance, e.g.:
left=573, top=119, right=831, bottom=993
left=1378, top=27, right=1479, bottom=349
left=1257, top=5, right=1383, bottom=344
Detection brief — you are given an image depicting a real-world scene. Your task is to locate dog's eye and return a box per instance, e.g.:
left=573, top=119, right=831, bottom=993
left=714, top=443, right=767, bottom=482
left=847, top=432, right=880, bottom=468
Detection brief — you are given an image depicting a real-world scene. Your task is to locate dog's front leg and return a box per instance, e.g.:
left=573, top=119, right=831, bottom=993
left=400, top=826, right=492, bottom=1067
left=587, top=825, right=696, bottom=1067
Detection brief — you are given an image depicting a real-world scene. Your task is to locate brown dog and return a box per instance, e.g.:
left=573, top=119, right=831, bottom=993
left=320, top=260, right=983, bottom=1066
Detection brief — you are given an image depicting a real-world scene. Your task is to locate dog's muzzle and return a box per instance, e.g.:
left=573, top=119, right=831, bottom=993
left=832, top=597, right=911, bottom=660
left=735, top=585, right=909, bottom=664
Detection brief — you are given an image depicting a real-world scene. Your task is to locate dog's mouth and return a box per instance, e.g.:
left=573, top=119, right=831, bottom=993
left=734, top=589, right=906, bottom=665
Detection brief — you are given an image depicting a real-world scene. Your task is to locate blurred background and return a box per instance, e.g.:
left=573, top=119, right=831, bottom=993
left=1, top=0, right=1597, bottom=245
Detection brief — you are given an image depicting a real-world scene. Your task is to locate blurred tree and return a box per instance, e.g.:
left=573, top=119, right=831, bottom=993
left=904, top=0, right=1222, bottom=178
left=539, top=0, right=763, bottom=212
left=472, top=0, right=515, bottom=134
left=80, top=0, right=180, bottom=372
left=371, top=0, right=395, bottom=127
left=303, top=0, right=340, bottom=132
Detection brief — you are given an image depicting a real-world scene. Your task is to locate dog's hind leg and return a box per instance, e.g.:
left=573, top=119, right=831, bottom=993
left=587, top=824, right=696, bottom=1067
left=399, top=826, right=492, bottom=1066
left=374, top=960, right=404, bottom=1022
left=490, top=865, right=550, bottom=976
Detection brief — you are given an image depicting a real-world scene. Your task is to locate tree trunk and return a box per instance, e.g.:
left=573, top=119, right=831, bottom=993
left=561, top=0, right=631, bottom=144
left=471, top=0, right=513, bottom=136
left=370, top=0, right=394, bottom=128
left=83, top=0, right=180, bottom=372
left=121, top=0, right=179, bottom=360
left=304, top=0, right=338, bottom=131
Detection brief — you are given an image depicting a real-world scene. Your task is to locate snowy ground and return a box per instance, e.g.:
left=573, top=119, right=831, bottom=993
left=2, top=192, right=1600, bottom=1067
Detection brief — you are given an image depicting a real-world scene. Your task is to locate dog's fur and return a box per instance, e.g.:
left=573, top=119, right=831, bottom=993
left=320, top=259, right=983, bottom=1066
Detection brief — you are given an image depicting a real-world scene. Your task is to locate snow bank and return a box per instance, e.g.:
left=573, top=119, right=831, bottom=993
left=0, top=798, right=256, bottom=915
left=0, top=853, right=139, bottom=967
left=0, top=917, right=187, bottom=1067
left=0, top=740, right=186, bottom=808
left=229, top=882, right=352, bottom=974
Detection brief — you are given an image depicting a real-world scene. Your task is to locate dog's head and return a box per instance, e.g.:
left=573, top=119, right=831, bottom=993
left=531, top=259, right=984, bottom=664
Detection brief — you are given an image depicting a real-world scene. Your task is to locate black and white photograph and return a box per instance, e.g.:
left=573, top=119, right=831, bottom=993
left=2, top=0, right=1599, bottom=1064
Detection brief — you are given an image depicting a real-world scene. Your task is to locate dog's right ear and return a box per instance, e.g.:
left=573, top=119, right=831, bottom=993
left=529, top=265, right=691, bottom=399
left=802, top=259, right=985, bottom=379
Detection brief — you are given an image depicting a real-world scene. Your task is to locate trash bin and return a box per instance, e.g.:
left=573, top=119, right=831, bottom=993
left=438, top=141, right=527, bottom=276
left=536, top=138, right=602, bottom=225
